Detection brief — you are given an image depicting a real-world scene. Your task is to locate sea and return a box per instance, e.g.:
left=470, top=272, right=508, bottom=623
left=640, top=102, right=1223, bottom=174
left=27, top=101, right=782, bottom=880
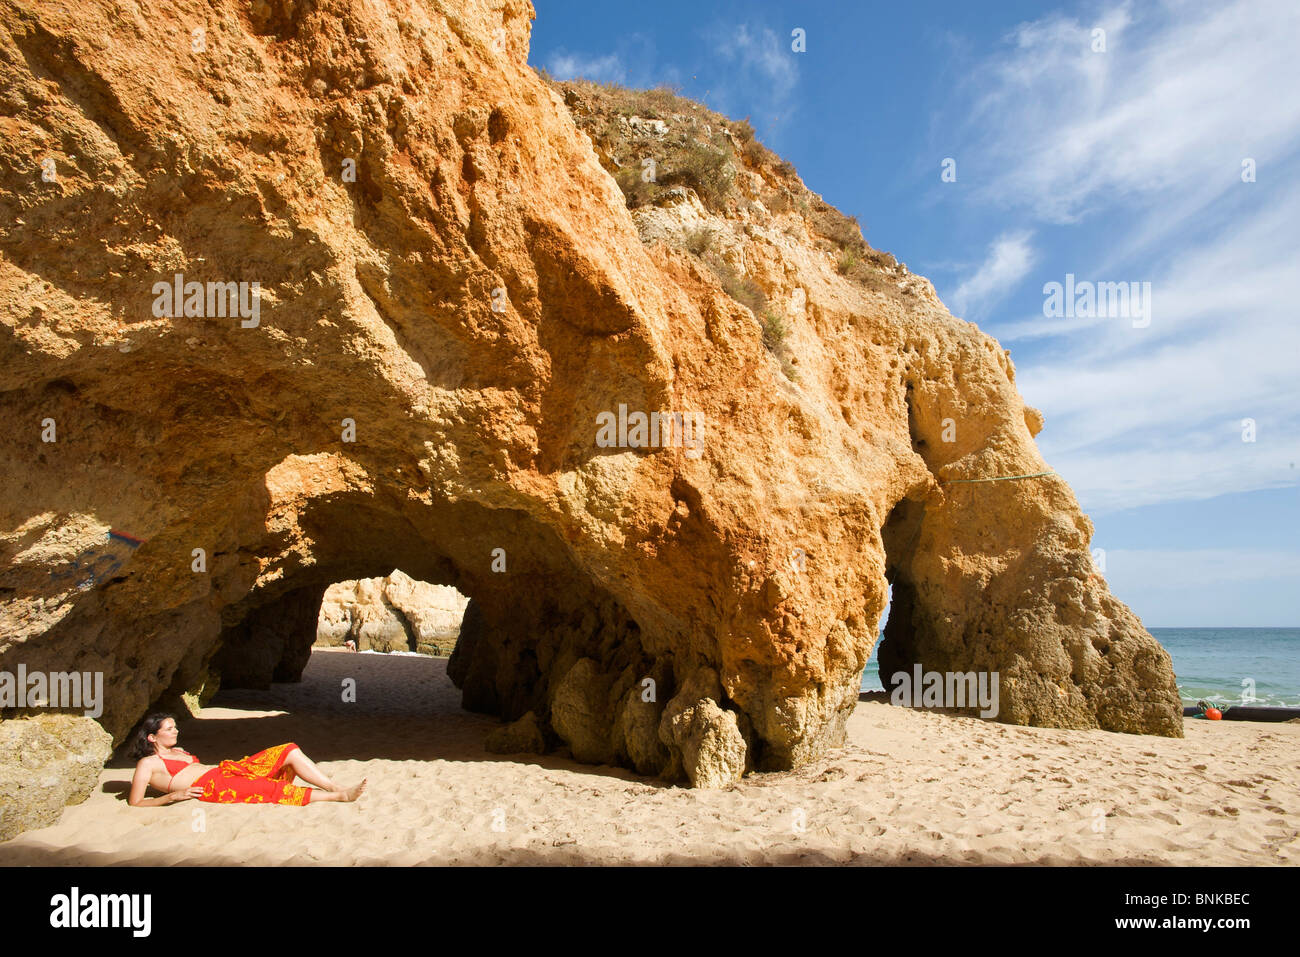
left=859, top=627, right=1300, bottom=708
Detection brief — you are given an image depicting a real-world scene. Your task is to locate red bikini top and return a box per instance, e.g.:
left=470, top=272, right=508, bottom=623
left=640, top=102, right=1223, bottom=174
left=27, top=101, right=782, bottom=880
left=161, top=751, right=199, bottom=784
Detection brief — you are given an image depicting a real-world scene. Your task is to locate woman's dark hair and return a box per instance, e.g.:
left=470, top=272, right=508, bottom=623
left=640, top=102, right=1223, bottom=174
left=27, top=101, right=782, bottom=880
left=128, top=712, right=175, bottom=761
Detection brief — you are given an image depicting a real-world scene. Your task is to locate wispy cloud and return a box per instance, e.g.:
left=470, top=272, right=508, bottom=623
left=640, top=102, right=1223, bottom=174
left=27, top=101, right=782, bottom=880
left=539, top=32, right=683, bottom=90
left=936, top=0, right=1300, bottom=513
left=545, top=51, right=626, bottom=84
left=706, top=23, right=799, bottom=126
left=713, top=24, right=797, bottom=98
left=947, top=231, right=1035, bottom=318
left=1014, top=173, right=1300, bottom=512
left=961, top=2, right=1300, bottom=225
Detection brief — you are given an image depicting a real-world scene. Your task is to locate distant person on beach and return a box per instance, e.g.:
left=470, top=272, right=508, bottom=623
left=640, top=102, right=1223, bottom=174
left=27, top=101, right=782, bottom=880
left=126, top=713, right=366, bottom=807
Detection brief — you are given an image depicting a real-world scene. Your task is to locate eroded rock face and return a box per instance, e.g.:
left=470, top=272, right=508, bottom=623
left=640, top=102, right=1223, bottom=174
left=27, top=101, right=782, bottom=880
left=317, top=570, right=468, bottom=655
left=659, top=666, right=747, bottom=788
left=0, top=0, right=1180, bottom=836
left=0, top=714, right=112, bottom=843
left=212, top=584, right=321, bottom=690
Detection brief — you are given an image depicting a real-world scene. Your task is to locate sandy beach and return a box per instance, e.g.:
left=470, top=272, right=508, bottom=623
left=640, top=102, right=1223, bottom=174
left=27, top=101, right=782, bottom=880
left=2, top=648, right=1296, bottom=866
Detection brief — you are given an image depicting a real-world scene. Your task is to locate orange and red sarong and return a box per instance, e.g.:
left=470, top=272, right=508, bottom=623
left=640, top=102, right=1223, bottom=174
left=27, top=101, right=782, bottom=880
left=194, top=742, right=311, bottom=805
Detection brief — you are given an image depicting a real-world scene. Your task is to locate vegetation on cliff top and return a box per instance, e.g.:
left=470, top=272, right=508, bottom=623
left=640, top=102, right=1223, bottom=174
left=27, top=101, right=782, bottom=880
left=543, top=75, right=902, bottom=268
left=543, top=74, right=909, bottom=382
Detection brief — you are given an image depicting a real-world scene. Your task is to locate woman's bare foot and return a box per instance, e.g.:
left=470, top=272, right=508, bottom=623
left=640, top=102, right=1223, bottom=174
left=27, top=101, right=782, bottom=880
left=312, top=779, right=366, bottom=803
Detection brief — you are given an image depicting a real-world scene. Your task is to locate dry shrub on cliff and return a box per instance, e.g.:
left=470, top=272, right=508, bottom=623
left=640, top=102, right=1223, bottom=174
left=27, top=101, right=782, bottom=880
left=547, top=73, right=894, bottom=313
left=868, top=249, right=898, bottom=270
left=808, top=203, right=899, bottom=286
left=813, top=202, right=868, bottom=254
left=850, top=264, right=895, bottom=295
left=850, top=257, right=910, bottom=297
left=766, top=189, right=794, bottom=214
left=702, top=257, right=790, bottom=377
left=659, top=134, right=735, bottom=211
left=701, top=256, right=795, bottom=380
left=760, top=309, right=787, bottom=351
left=708, top=258, right=767, bottom=316
left=546, top=74, right=904, bottom=284
left=593, top=82, right=685, bottom=119
left=730, top=118, right=773, bottom=167
left=547, top=77, right=740, bottom=212
left=684, top=227, right=715, bottom=255
left=613, top=164, right=656, bottom=207
left=807, top=202, right=905, bottom=296
left=640, top=85, right=686, bottom=117
left=762, top=310, right=798, bottom=382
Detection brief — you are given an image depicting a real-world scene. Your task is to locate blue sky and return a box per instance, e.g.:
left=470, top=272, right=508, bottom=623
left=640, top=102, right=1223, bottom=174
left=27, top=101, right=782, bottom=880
left=531, top=0, right=1300, bottom=626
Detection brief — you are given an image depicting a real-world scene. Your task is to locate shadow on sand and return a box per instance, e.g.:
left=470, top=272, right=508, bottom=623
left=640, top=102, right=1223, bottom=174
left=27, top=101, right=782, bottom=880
left=102, top=649, right=667, bottom=786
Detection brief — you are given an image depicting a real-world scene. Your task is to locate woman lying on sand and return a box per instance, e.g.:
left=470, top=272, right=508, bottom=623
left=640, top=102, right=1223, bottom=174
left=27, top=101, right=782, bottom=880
left=127, top=713, right=366, bottom=807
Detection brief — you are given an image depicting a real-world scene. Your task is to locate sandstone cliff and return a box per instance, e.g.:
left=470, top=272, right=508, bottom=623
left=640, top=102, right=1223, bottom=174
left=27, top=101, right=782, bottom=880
left=317, top=570, right=467, bottom=655
left=0, top=0, right=1181, bottom=837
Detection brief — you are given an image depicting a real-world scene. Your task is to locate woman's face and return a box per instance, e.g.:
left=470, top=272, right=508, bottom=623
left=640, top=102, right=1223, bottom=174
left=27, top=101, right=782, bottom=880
left=150, top=718, right=179, bottom=751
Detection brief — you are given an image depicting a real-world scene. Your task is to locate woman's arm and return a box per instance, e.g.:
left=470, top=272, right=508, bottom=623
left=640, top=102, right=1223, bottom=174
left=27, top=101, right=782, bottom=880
left=127, top=760, right=177, bottom=807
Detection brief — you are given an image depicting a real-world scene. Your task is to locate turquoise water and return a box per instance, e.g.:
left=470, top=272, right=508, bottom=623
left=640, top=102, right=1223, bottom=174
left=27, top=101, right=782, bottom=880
left=1150, top=627, right=1300, bottom=708
left=861, top=645, right=884, bottom=693
left=860, top=627, right=1300, bottom=708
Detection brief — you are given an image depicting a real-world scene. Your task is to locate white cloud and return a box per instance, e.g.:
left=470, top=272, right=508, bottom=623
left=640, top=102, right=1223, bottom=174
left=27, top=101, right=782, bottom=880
left=1011, top=174, right=1300, bottom=512
left=714, top=25, right=796, bottom=96
left=546, top=51, right=626, bottom=85
left=961, top=1, right=1300, bottom=225
left=938, top=0, right=1300, bottom=513
left=947, top=231, right=1035, bottom=317
left=707, top=24, right=799, bottom=125
left=1042, top=434, right=1300, bottom=514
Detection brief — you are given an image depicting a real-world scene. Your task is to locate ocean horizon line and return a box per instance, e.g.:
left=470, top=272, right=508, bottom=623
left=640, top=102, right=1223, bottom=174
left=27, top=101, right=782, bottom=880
left=1148, top=625, right=1300, bottom=630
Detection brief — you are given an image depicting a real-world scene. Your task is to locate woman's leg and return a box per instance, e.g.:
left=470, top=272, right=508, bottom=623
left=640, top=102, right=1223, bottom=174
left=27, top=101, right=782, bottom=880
left=281, top=747, right=367, bottom=801
left=282, top=746, right=341, bottom=791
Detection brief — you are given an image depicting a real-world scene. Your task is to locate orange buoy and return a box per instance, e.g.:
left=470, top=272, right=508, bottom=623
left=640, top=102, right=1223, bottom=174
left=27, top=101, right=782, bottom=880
left=1205, top=707, right=1222, bottom=720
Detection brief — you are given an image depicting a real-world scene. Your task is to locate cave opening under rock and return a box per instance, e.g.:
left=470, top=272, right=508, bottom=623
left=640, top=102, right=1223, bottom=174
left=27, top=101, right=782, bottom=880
left=876, top=495, right=926, bottom=700
left=165, top=487, right=668, bottom=777
left=314, top=572, right=469, bottom=658
left=151, top=486, right=484, bottom=708
left=205, top=570, right=472, bottom=693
